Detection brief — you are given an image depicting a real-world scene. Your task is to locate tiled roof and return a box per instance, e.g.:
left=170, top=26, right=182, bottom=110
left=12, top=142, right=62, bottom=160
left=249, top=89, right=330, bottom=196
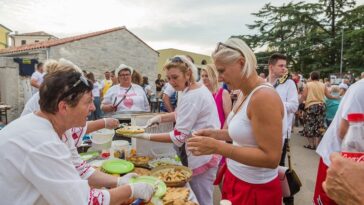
left=12, top=31, right=54, bottom=36
left=0, top=26, right=155, bottom=54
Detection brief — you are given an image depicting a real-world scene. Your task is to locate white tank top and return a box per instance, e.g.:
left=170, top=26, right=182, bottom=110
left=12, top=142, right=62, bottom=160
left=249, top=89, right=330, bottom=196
left=226, top=84, right=287, bottom=184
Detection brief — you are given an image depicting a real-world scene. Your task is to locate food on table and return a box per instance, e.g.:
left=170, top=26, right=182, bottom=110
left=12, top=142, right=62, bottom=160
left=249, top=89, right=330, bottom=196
left=162, top=187, right=190, bottom=204
left=116, top=126, right=145, bottom=135
left=156, top=168, right=189, bottom=182
left=129, top=176, right=167, bottom=198
left=148, top=157, right=179, bottom=168
left=127, top=155, right=150, bottom=166
left=132, top=167, right=151, bottom=176
left=151, top=165, right=192, bottom=187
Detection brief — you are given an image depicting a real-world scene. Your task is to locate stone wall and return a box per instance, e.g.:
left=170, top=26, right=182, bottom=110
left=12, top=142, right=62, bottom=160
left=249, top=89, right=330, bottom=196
left=0, top=29, right=158, bottom=123
left=49, top=29, right=159, bottom=89
left=0, top=57, right=24, bottom=121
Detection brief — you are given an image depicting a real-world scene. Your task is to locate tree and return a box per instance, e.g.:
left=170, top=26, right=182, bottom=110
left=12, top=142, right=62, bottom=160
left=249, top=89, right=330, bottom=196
left=237, top=0, right=360, bottom=76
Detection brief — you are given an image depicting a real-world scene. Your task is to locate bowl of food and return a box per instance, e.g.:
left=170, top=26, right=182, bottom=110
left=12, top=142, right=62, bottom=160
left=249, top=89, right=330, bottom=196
left=150, top=165, right=192, bottom=187
left=127, top=155, right=151, bottom=166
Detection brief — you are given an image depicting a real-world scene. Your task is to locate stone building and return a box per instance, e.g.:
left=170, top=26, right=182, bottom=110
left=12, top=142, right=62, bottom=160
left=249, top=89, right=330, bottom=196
left=9, top=31, right=58, bottom=47
left=0, top=26, right=158, bottom=122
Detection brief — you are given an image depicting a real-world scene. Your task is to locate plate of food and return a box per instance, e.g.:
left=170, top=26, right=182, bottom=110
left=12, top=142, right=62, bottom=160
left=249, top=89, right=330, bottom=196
left=132, top=167, right=151, bottom=176
left=148, top=157, right=180, bottom=168
left=150, top=165, right=192, bottom=187
left=161, top=187, right=197, bottom=205
left=129, top=176, right=166, bottom=198
left=116, top=125, right=145, bottom=135
left=127, top=155, right=151, bottom=166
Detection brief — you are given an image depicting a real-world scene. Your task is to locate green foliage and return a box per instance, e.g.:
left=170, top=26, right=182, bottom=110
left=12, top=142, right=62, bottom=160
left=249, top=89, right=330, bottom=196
left=236, top=0, right=363, bottom=77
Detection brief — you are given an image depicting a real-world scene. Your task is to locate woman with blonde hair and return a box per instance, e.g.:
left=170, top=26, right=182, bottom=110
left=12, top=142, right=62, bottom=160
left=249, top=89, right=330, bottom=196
left=126, top=55, right=220, bottom=205
left=187, top=38, right=287, bottom=205
left=201, top=64, right=232, bottom=128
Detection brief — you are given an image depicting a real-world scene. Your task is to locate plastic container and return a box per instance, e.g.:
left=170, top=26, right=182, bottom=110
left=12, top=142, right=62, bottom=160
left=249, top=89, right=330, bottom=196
left=111, top=140, right=131, bottom=159
left=151, top=147, right=176, bottom=158
left=91, top=129, right=114, bottom=151
left=341, top=113, right=364, bottom=152
left=341, top=113, right=364, bottom=162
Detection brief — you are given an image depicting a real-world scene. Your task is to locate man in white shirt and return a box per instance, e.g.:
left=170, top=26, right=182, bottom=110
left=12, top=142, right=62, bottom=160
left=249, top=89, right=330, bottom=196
left=30, top=62, right=45, bottom=95
left=267, top=53, right=299, bottom=205
left=314, top=79, right=364, bottom=205
left=160, top=82, right=178, bottom=112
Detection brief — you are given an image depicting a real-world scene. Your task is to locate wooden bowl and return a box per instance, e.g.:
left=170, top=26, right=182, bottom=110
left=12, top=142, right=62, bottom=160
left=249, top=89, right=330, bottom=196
left=150, top=165, right=192, bottom=187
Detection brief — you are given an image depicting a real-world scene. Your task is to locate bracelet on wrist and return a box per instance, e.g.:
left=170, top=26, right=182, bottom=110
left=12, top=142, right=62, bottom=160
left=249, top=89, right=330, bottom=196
left=103, top=118, right=107, bottom=128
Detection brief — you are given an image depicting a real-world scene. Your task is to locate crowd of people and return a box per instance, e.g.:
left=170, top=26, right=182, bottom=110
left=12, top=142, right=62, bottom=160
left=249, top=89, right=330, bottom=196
left=0, top=37, right=364, bottom=205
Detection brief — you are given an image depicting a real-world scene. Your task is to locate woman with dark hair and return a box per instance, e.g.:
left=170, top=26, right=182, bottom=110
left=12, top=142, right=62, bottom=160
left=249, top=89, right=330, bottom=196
left=0, top=70, right=154, bottom=204
left=131, top=69, right=143, bottom=85
left=86, top=72, right=102, bottom=120
left=142, top=76, right=153, bottom=101
left=300, top=71, right=339, bottom=149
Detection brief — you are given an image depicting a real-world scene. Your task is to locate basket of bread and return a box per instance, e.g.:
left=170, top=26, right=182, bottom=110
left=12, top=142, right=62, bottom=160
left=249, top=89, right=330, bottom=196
left=150, top=165, right=192, bottom=187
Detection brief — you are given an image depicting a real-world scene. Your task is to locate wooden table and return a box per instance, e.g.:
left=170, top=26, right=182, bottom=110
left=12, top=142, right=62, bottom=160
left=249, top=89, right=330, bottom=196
left=0, top=105, right=11, bottom=124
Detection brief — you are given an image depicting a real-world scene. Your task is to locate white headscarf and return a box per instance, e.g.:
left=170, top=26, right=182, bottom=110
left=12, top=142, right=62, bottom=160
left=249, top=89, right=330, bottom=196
left=172, top=55, right=198, bottom=80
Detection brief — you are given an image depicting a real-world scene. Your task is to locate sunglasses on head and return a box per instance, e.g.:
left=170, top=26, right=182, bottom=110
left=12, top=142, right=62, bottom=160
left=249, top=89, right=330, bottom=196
left=169, top=56, right=185, bottom=63
left=58, top=75, right=90, bottom=102
left=215, top=42, right=245, bottom=57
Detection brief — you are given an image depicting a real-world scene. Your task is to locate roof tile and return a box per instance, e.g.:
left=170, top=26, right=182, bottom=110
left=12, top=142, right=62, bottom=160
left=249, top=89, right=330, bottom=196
left=0, top=27, right=125, bottom=54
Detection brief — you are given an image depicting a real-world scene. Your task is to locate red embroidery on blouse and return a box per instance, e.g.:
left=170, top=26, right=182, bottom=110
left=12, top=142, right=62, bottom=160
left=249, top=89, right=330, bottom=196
left=174, top=129, right=187, bottom=143
left=89, top=189, right=104, bottom=205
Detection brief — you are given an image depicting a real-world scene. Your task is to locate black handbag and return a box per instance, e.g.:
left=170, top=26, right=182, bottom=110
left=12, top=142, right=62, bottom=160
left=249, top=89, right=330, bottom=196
left=278, top=135, right=302, bottom=197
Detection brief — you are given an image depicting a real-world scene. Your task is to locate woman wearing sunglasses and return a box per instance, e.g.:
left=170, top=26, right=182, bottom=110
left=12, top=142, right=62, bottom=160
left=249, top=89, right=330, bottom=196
left=20, top=59, right=139, bottom=189
left=0, top=70, right=154, bottom=205
left=126, top=55, right=220, bottom=205
left=187, top=38, right=287, bottom=205
left=101, top=64, right=150, bottom=113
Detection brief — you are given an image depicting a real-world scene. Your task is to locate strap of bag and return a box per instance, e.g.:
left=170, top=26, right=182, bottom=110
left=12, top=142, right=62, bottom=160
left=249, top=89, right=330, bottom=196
left=114, top=85, right=132, bottom=107
left=286, top=131, right=292, bottom=170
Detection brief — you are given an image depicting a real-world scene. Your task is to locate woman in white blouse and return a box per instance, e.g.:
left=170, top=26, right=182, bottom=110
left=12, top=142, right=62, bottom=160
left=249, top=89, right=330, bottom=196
left=101, top=64, right=150, bottom=113
left=187, top=38, right=287, bottom=205
left=127, top=55, right=220, bottom=205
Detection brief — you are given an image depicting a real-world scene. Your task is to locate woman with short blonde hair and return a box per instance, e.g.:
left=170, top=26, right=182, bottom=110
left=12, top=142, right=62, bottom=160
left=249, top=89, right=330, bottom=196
left=127, top=55, right=220, bottom=205
left=188, top=38, right=287, bottom=205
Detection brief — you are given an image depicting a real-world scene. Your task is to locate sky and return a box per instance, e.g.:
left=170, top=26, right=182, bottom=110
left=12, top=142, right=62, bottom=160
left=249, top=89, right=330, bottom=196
left=1, top=0, right=363, bottom=55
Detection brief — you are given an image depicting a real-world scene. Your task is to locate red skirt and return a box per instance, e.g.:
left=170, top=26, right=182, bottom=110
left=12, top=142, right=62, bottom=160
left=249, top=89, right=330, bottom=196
left=222, top=168, right=282, bottom=205
left=313, top=158, right=338, bottom=205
